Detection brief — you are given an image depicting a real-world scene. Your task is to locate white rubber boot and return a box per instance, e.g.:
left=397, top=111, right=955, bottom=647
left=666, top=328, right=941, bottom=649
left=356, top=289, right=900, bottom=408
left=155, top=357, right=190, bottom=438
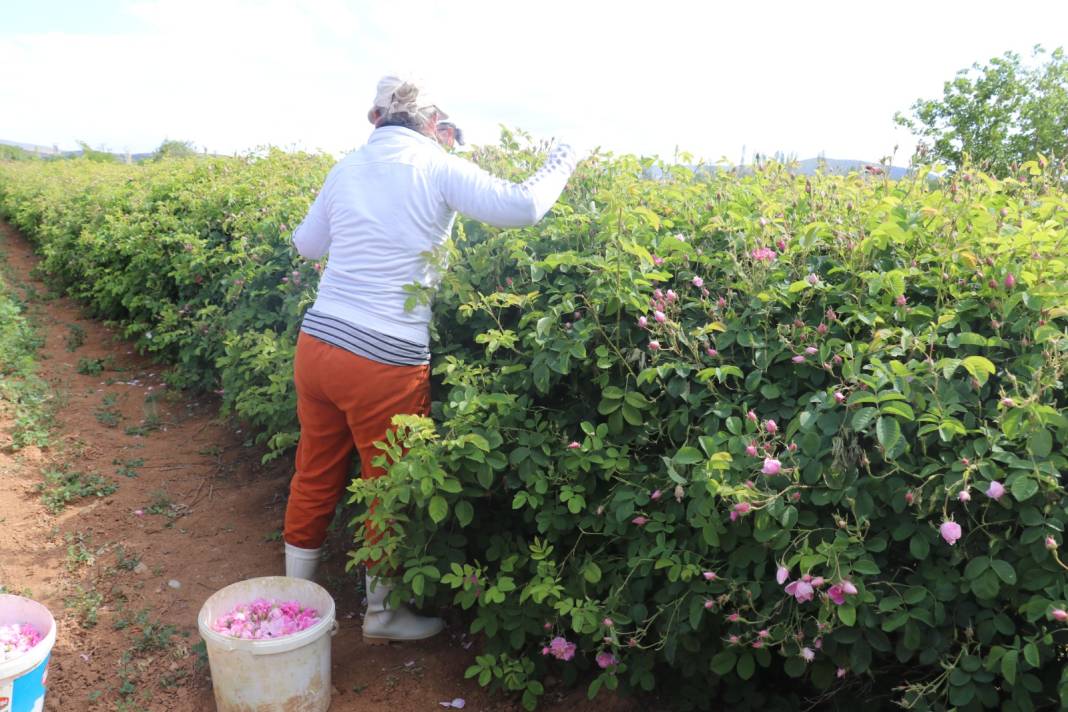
left=284, top=542, right=321, bottom=580
left=362, top=574, right=445, bottom=645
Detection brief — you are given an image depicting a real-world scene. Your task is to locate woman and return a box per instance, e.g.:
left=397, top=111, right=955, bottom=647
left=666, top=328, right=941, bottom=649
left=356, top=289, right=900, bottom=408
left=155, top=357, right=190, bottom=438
left=284, top=75, right=577, bottom=644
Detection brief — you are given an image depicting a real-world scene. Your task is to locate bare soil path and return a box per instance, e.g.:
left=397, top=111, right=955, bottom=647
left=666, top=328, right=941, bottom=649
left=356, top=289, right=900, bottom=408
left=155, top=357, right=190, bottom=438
left=0, top=222, right=634, bottom=712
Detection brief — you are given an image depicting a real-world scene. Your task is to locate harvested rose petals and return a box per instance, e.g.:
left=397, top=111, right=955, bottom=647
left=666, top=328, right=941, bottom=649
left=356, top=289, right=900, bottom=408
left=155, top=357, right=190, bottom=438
left=0, top=623, right=43, bottom=662
left=212, top=598, right=320, bottom=640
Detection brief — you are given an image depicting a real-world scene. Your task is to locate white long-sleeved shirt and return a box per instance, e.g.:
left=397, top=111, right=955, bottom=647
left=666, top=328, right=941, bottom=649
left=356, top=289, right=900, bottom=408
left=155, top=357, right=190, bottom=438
left=292, top=126, right=577, bottom=345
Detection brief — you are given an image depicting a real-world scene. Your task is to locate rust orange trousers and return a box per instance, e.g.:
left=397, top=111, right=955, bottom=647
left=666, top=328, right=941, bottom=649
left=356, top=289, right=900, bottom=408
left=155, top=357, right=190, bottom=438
left=283, top=331, right=430, bottom=550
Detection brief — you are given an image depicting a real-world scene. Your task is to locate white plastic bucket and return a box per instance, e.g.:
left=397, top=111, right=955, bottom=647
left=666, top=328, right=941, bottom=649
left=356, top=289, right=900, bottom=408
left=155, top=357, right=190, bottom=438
left=0, top=594, right=57, bottom=712
left=197, top=576, right=337, bottom=712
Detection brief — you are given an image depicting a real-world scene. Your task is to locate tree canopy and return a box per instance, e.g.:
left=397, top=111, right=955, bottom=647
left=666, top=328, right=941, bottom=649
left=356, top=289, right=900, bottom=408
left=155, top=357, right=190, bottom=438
left=896, top=46, right=1067, bottom=175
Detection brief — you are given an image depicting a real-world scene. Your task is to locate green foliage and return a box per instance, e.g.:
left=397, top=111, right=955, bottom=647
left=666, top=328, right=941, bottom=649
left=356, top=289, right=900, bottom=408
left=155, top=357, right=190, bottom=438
left=0, top=258, right=52, bottom=449
left=896, top=46, right=1068, bottom=175
left=38, top=467, right=118, bottom=513
left=2, top=134, right=1068, bottom=710
left=152, top=139, right=197, bottom=161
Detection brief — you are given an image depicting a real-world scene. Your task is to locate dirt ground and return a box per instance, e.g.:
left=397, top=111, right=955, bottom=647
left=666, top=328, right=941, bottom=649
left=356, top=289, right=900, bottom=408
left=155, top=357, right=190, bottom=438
left=0, top=221, right=640, bottom=711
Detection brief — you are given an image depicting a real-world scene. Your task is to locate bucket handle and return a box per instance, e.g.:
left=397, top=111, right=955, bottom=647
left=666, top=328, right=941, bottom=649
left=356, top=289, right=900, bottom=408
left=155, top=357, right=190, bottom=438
left=331, top=620, right=339, bottom=637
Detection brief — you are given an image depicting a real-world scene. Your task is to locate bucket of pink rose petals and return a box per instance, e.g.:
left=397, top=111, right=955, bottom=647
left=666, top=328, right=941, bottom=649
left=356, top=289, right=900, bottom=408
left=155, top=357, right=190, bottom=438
left=0, top=594, right=57, bottom=712
left=197, top=576, right=336, bottom=712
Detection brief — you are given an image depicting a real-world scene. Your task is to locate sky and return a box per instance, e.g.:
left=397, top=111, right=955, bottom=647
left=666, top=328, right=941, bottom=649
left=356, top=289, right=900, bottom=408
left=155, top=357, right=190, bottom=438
left=1, top=0, right=1066, bottom=164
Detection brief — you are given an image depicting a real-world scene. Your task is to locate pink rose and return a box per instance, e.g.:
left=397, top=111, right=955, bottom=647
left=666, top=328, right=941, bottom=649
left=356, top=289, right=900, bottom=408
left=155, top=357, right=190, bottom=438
left=595, top=651, right=617, bottom=669
left=762, top=458, right=782, bottom=476
left=986, top=480, right=1006, bottom=501
left=940, top=520, right=962, bottom=545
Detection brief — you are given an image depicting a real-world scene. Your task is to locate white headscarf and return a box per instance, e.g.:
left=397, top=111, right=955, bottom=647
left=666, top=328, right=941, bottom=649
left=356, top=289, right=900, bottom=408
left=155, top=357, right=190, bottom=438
left=368, top=75, right=448, bottom=125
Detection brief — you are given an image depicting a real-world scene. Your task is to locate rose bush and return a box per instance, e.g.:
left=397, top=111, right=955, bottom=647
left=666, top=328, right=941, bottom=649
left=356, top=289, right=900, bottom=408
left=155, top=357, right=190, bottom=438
left=2, top=139, right=1067, bottom=710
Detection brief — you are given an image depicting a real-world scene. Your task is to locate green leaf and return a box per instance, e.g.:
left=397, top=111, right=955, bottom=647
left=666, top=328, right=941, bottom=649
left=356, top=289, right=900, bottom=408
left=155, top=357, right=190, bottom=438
left=838, top=605, right=857, bottom=626
left=990, top=559, right=1017, bottom=585
left=736, top=652, right=755, bottom=680
left=1028, top=429, right=1052, bottom=459
left=455, top=500, right=474, bottom=527
left=1023, top=642, right=1040, bottom=668
left=851, top=407, right=878, bottom=430
left=674, top=446, right=705, bottom=465
left=961, top=355, right=996, bottom=385
left=582, top=561, right=602, bottom=584
left=1011, top=476, right=1038, bottom=502
left=909, top=533, right=930, bottom=560
left=428, top=495, right=448, bottom=524
left=1001, top=649, right=1018, bottom=685
left=710, top=650, right=737, bottom=675
left=876, top=416, right=902, bottom=452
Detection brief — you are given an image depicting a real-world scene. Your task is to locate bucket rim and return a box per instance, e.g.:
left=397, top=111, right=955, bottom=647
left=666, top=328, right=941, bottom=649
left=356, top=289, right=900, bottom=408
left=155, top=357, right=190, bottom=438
left=196, top=576, right=336, bottom=656
left=0, top=594, right=57, bottom=680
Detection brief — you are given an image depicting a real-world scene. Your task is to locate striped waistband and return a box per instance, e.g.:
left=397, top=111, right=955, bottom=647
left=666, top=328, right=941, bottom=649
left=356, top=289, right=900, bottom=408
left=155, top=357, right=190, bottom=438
left=299, top=309, right=430, bottom=367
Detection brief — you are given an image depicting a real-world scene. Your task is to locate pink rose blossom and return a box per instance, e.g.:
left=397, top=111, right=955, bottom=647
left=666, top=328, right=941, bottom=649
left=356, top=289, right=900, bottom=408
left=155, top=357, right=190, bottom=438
left=728, top=634, right=740, bottom=644
left=837, top=667, right=847, bottom=678
left=1052, top=609, right=1068, bottom=622
left=958, top=489, right=971, bottom=503
left=765, top=419, right=778, bottom=434
left=776, top=565, right=790, bottom=585
left=734, top=502, right=751, bottom=515
left=904, top=491, right=915, bottom=505
left=747, top=410, right=758, bottom=422
left=727, top=612, right=740, bottom=622
left=653, top=255, right=664, bottom=266
left=895, top=294, right=907, bottom=306
left=1000, top=397, right=1015, bottom=407
left=751, top=247, right=777, bottom=262
left=547, top=636, right=577, bottom=661
left=717, top=296, right=727, bottom=308
left=810, top=576, right=825, bottom=587
left=666, top=290, right=677, bottom=302
left=801, top=647, right=815, bottom=662
left=758, top=629, right=770, bottom=639
left=762, top=458, right=782, bottom=476
left=986, top=480, right=1006, bottom=501
left=595, top=651, right=618, bottom=669
left=648, top=340, right=661, bottom=351
left=692, top=276, right=704, bottom=288
left=603, top=618, right=614, bottom=628
left=745, top=443, right=758, bottom=457
left=817, top=322, right=828, bottom=335
left=940, top=520, right=962, bottom=545
left=804, top=346, right=818, bottom=356
left=654, top=310, right=667, bottom=323
left=841, top=580, right=858, bottom=596
left=704, top=599, right=715, bottom=609
left=650, top=489, right=662, bottom=501
left=568, top=441, right=581, bottom=449
left=1046, top=536, right=1058, bottom=550
left=834, top=391, right=846, bottom=404
left=784, top=579, right=815, bottom=603
left=827, top=585, right=846, bottom=605
left=212, top=598, right=320, bottom=640
left=706, top=347, right=718, bottom=357
left=807, top=273, right=819, bottom=285
left=637, top=316, right=648, bottom=328
left=631, top=516, right=649, bottom=527
left=703, top=571, right=717, bottom=581
left=1004, top=273, right=1016, bottom=288
left=776, top=239, right=788, bottom=251
left=0, top=623, right=43, bottom=662
left=752, top=640, right=764, bottom=649
left=792, top=355, right=806, bottom=364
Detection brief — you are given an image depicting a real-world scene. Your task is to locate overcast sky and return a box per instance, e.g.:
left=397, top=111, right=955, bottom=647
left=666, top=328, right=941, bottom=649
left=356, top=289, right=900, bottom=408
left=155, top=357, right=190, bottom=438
left=1, top=0, right=1065, bottom=164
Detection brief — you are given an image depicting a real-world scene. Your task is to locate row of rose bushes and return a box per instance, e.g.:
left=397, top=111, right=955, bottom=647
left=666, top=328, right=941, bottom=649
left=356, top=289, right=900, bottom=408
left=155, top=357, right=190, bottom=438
left=2, top=142, right=1068, bottom=710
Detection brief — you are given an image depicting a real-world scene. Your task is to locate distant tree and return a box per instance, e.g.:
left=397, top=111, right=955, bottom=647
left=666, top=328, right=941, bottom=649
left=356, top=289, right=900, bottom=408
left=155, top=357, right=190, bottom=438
left=153, top=139, right=197, bottom=161
left=895, top=46, right=1067, bottom=175
left=75, top=141, right=118, bottom=163
left=0, top=144, right=37, bottom=160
